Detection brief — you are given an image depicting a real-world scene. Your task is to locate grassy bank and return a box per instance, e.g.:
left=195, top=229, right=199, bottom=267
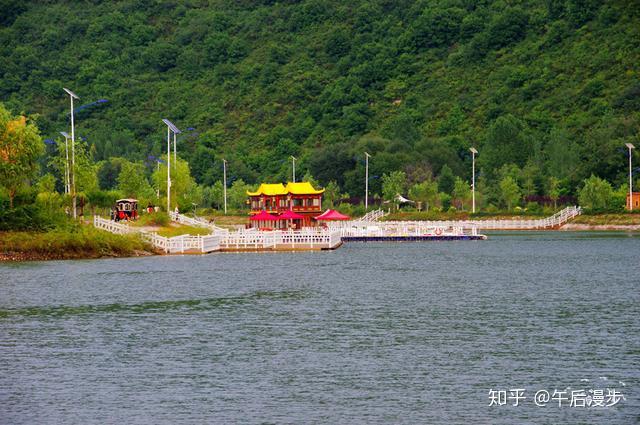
left=570, top=213, right=640, bottom=225
left=0, top=225, right=155, bottom=262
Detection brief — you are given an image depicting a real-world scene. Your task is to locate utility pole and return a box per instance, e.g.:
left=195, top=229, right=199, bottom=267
left=63, top=88, right=79, bottom=219
left=162, top=119, right=181, bottom=214
left=470, top=147, right=478, bottom=213
left=626, top=143, right=635, bottom=210
left=364, top=152, right=371, bottom=211
left=167, top=125, right=171, bottom=213
left=223, top=159, right=228, bottom=214
left=60, top=132, right=71, bottom=194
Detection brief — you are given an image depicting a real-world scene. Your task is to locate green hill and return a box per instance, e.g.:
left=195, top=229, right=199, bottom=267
left=1, top=0, right=639, bottom=202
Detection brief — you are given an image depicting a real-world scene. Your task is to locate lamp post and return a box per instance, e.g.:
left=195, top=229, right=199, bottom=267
left=470, top=147, right=478, bottom=213
left=173, top=131, right=177, bottom=169
left=291, top=156, right=296, bottom=182
left=364, top=152, right=371, bottom=210
left=223, top=159, right=228, bottom=215
left=156, top=160, right=161, bottom=199
left=162, top=119, right=181, bottom=214
left=626, top=143, right=635, bottom=211
left=63, top=88, right=79, bottom=219
left=60, top=131, right=71, bottom=194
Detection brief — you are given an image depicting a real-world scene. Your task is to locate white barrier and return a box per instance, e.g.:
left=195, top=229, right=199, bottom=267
left=169, top=211, right=227, bottom=232
left=218, top=229, right=341, bottom=250
left=339, top=206, right=581, bottom=234
left=94, top=216, right=220, bottom=253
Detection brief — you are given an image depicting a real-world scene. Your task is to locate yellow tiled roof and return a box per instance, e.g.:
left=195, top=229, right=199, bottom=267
left=285, top=182, right=324, bottom=195
left=247, top=183, right=287, bottom=196
left=247, top=182, right=324, bottom=196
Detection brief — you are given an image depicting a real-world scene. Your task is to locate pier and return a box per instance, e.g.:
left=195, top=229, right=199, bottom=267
left=93, top=207, right=585, bottom=254
left=93, top=215, right=341, bottom=253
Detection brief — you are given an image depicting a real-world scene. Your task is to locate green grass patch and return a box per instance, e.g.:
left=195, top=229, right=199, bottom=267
left=155, top=225, right=212, bottom=237
left=571, top=213, right=640, bottom=225
left=130, top=212, right=170, bottom=227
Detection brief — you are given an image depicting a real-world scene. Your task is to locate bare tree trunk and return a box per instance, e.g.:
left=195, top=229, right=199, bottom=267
left=9, top=189, right=15, bottom=209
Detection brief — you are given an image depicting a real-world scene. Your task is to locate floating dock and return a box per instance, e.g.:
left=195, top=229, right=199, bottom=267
left=329, top=220, right=487, bottom=242
left=343, top=235, right=486, bottom=242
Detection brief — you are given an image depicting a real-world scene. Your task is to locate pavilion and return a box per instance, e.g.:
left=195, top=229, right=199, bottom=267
left=247, top=181, right=324, bottom=228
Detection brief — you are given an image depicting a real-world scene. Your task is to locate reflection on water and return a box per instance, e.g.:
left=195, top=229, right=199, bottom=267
left=0, top=232, right=638, bottom=423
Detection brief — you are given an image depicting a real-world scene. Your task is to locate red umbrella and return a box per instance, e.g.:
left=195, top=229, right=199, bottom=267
left=314, top=209, right=350, bottom=221
left=278, top=210, right=305, bottom=220
left=250, top=210, right=278, bottom=221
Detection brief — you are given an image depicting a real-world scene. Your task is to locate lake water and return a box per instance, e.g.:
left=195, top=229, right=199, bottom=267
left=1, top=232, right=638, bottom=424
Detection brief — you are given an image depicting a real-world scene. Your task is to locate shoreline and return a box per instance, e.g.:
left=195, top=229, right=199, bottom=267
left=0, top=228, right=158, bottom=263
left=2, top=223, right=638, bottom=263
left=0, top=249, right=157, bottom=262
left=559, top=223, right=640, bottom=231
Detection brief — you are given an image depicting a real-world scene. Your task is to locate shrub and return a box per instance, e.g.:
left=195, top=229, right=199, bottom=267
left=578, top=175, right=615, bottom=211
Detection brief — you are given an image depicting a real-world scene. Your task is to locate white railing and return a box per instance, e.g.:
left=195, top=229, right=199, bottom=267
left=353, top=206, right=581, bottom=231
left=169, top=211, right=227, bottom=232
left=330, top=221, right=478, bottom=238
left=93, top=216, right=134, bottom=235
left=94, top=215, right=220, bottom=253
left=359, top=209, right=387, bottom=222
left=140, top=233, right=221, bottom=254
left=463, top=206, right=582, bottom=230
left=218, top=229, right=341, bottom=250
left=274, top=230, right=342, bottom=248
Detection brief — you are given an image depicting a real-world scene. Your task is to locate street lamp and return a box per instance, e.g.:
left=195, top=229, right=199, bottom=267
left=222, top=159, right=228, bottom=215
left=364, top=152, right=371, bottom=210
left=60, top=131, right=70, bottom=194
left=626, top=143, right=635, bottom=211
left=291, top=156, right=296, bottom=182
left=162, top=119, right=180, bottom=214
left=470, top=147, right=478, bottom=213
left=63, top=88, right=79, bottom=218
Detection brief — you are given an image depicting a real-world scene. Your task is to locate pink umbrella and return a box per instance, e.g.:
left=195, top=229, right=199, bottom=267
left=250, top=210, right=278, bottom=221
left=314, top=209, right=350, bottom=221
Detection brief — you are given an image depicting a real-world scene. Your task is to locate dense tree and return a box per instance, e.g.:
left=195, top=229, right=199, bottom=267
left=452, top=177, right=471, bottom=210
left=437, top=165, right=455, bottom=195
left=1, top=0, right=638, bottom=208
left=408, top=180, right=439, bottom=212
left=117, top=160, right=155, bottom=201
left=547, top=176, right=561, bottom=209
left=578, top=175, right=614, bottom=210
left=499, top=175, right=521, bottom=211
left=381, top=171, right=407, bottom=205
left=152, top=156, right=199, bottom=211
left=0, top=105, right=44, bottom=208
left=323, top=180, right=341, bottom=208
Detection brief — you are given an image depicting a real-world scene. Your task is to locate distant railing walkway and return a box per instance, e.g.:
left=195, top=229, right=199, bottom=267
left=330, top=221, right=480, bottom=238
left=359, top=209, right=388, bottom=222
left=330, top=206, right=580, bottom=238
left=169, top=211, right=228, bottom=233
left=412, top=206, right=583, bottom=230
